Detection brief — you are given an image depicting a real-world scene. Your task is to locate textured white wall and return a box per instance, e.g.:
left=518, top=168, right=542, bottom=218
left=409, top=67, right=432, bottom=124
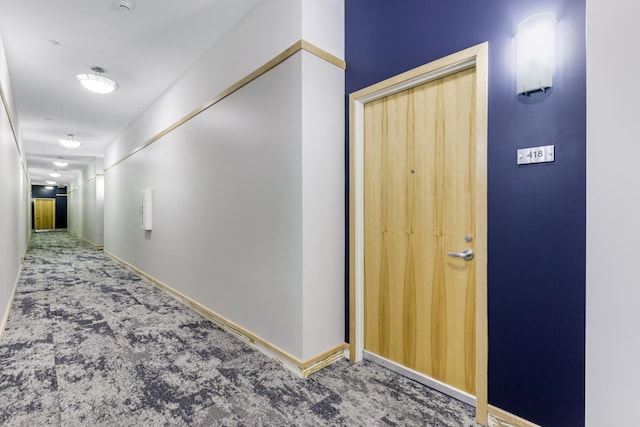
left=68, top=182, right=75, bottom=235
left=95, top=175, right=104, bottom=244
left=301, top=51, right=345, bottom=360
left=586, top=0, right=640, bottom=424
left=0, top=34, right=29, bottom=331
left=301, top=0, right=344, bottom=58
left=105, top=0, right=302, bottom=168
left=104, top=0, right=345, bottom=361
left=106, top=54, right=305, bottom=356
left=68, top=159, right=105, bottom=247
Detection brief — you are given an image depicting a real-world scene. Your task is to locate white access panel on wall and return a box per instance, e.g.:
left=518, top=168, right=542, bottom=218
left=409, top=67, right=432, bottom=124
left=141, top=189, right=153, bottom=230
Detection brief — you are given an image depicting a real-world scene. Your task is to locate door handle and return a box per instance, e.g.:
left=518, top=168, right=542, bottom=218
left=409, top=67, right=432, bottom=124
left=446, top=248, right=474, bottom=261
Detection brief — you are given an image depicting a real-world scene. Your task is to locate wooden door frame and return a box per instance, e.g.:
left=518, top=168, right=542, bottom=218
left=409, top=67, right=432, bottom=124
left=34, top=198, right=56, bottom=231
left=348, top=43, right=488, bottom=424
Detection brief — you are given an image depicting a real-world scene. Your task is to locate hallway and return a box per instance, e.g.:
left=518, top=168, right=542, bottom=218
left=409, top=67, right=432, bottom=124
left=0, top=232, right=478, bottom=426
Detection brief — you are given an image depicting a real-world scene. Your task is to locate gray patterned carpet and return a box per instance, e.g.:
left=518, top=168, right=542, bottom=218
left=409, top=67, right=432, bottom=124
left=0, top=231, right=479, bottom=426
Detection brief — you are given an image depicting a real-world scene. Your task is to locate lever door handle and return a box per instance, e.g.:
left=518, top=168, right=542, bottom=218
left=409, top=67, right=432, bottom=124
left=446, top=248, right=474, bottom=261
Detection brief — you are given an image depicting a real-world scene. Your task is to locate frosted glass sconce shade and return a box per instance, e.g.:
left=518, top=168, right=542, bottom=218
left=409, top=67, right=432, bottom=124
left=516, top=13, right=556, bottom=95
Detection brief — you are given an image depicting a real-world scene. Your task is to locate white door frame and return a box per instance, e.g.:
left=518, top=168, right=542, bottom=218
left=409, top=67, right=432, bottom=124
left=348, top=42, right=489, bottom=424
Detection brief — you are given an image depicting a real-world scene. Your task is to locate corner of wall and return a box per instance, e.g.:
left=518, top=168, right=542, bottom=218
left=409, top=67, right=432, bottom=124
left=301, top=51, right=345, bottom=360
left=67, top=158, right=104, bottom=247
left=301, top=0, right=344, bottom=59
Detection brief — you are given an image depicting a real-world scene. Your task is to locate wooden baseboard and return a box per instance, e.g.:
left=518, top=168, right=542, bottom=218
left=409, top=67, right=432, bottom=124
left=104, top=250, right=347, bottom=378
left=70, top=232, right=104, bottom=250
left=488, top=405, right=541, bottom=427
left=2, top=231, right=32, bottom=340
left=21, top=230, right=32, bottom=263
left=0, top=262, right=23, bottom=342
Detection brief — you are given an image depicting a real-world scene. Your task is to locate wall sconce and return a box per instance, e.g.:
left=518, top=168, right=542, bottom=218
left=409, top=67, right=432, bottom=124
left=516, top=13, right=556, bottom=95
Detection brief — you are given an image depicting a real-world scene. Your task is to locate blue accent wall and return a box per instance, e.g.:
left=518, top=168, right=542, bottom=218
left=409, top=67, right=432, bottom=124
left=32, top=185, right=68, bottom=229
left=345, top=1, right=585, bottom=425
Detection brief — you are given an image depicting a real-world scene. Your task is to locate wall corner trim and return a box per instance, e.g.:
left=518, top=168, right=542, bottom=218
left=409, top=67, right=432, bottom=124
left=105, top=39, right=346, bottom=172
left=301, top=40, right=346, bottom=69
left=0, top=80, right=28, bottom=181
left=72, top=174, right=98, bottom=191
left=0, top=81, right=20, bottom=158
left=104, top=250, right=348, bottom=378
left=488, top=405, right=541, bottom=427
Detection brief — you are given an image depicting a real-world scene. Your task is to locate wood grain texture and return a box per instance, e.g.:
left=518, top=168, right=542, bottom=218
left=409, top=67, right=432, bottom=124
left=348, top=94, right=357, bottom=362
left=300, top=40, right=346, bottom=70
left=473, top=43, right=489, bottom=426
left=488, top=405, right=542, bottom=427
left=34, top=199, right=55, bottom=231
left=363, top=68, right=477, bottom=394
left=349, top=42, right=489, bottom=424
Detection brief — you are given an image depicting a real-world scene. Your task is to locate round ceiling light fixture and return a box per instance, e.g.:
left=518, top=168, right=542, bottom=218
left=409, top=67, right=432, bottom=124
left=59, top=134, right=82, bottom=148
left=46, top=180, right=57, bottom=185
left=116, top=0, right=135, bottom=12
left=52, top=157, right=68, bottom=167
left=49, top=171, right=61, bottom=178
left=76, top=66, right=118, bottom=94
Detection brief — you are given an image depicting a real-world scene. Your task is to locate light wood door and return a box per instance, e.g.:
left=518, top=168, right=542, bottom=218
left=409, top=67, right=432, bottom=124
left=364, top=68, right=476, bottom=394
left=34, top=198, right=55, bottom=231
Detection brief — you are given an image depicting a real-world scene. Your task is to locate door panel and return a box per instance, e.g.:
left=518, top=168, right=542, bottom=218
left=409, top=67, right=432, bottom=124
left=35, top=198, right=55, bottom=231
left=364, top=68, right=476, bottom=394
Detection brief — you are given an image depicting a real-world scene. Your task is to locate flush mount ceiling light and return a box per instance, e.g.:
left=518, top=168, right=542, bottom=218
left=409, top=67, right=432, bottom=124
left=59, top=134, right=82, bottom=148
left=115, top=0, right=135, bottom=12
left=52, top=157, right=68, bottom=167
left=76, top=66, right=119, bottom=94
left=49, top=171, right=61, bottom=178
left=46, top=180, right=57, bottom=185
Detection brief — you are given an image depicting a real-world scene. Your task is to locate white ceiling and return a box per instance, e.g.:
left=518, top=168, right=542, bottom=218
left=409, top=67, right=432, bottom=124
left=0, top=0, right=259, bottom=185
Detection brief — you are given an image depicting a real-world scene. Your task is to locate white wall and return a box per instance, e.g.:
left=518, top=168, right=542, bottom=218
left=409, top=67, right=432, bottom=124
left=301, top=0, right=344, bottom=58
left=68, top=159, right=104, bottom=247
left=0, top=33, right=29, bottom=333
left=106, top=55, right=306, bottom=355
left=105, top=0, right=302, bottom=168
left=104, top=0, right=345, bottom=362
left=301, top=51, right=344, bottom=359
left=585, top=0, right=640, bottom=424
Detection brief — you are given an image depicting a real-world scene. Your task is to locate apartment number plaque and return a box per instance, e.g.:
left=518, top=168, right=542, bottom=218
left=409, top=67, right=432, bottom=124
left=517, top=145, right=555, bottom=165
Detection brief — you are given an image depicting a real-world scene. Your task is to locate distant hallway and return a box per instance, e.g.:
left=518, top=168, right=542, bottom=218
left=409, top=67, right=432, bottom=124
left=0, top=232, right=478, bottom=426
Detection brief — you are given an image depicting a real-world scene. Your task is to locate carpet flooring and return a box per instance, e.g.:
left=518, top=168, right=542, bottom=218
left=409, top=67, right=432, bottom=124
left=0, top=231, right=479, bottom=426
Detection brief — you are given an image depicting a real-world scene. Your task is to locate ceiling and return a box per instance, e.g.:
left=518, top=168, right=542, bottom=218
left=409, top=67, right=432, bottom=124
left=0, top=0, right=259, bottom=185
